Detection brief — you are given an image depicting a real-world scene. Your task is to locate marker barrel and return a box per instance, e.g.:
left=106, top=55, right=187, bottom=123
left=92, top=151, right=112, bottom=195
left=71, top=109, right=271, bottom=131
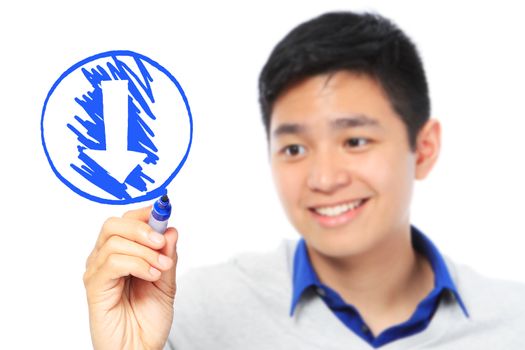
left=148, top=195, right=171, bottom=234
left=148, top=215, right=169, bottom=234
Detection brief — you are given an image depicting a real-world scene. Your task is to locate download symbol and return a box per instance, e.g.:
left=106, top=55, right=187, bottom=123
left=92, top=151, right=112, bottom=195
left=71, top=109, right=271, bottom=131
left=84, top=80, right=145, bottom=183
left=41, top=50, right=193, bottom=204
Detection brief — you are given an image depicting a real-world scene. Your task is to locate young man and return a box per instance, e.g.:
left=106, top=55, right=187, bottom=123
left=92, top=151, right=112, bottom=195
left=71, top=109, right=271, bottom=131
left=84, top=12, right=525, bottom=349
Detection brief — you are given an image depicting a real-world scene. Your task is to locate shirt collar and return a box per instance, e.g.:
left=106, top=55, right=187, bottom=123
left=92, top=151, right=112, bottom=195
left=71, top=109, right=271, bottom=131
left=290, top=237, right=321, bottom=316
left=290, top=225, right=469, bottom=317
left=411, top=226, right=469, bottom=317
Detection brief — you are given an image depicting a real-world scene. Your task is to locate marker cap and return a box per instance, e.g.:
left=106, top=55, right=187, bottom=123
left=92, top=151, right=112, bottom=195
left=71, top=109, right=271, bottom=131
left=152, top=194, right=172, bottom=221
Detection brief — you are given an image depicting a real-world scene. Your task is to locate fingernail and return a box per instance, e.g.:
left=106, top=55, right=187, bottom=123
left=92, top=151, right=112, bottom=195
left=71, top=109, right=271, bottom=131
left=149, top=266, right=161, bottom=277
left=148, top=231, right=163, bottom=244
left=158, top=254, right=173, bottom=268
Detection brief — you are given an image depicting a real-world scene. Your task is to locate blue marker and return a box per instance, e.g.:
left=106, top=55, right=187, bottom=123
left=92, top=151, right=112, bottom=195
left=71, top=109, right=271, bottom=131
left=148, top=194, right=172, bottom=234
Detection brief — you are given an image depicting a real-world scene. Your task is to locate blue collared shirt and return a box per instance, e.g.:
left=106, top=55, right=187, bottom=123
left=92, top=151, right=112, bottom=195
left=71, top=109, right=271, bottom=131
left=290, top=226, right=469, bottom=348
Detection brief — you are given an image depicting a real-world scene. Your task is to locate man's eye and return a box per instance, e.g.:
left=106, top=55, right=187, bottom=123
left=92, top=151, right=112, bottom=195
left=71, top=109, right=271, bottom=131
left=346, top=138, right=369, bottom=148
left=283, top=144, right=305, bottom=157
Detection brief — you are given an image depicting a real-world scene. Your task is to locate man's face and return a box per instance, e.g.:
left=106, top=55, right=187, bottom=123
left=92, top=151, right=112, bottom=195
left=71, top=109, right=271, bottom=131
left=269, top=71, right=418, bottom=258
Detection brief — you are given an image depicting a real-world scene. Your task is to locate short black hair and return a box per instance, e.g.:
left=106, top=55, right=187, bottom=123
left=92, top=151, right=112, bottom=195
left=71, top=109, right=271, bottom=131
left=258, top=11, right=430, bottom=150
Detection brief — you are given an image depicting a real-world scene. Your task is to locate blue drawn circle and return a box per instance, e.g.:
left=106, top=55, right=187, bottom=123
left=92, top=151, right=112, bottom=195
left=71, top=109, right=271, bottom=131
left=41, top=50, right=193, bottom=205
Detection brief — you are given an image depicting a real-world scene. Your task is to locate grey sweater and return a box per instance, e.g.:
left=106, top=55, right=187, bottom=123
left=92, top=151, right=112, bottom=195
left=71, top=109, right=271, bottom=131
left=165, top=239, right=525, bottom=349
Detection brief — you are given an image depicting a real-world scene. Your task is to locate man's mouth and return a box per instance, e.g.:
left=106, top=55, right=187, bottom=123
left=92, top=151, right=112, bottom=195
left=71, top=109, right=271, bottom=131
left=311, top=198, right=367, bottom=217
left=308, top=198, right=369, bottom=227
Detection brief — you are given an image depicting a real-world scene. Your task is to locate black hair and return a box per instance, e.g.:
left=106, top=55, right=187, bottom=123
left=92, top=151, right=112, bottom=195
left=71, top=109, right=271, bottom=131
left=258, top=11, right=430, bottom=150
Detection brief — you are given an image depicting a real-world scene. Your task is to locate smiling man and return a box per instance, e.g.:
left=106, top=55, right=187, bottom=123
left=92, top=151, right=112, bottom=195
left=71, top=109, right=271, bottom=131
left=269, top=70, right=444, bottom=342
left=84, top=11, right=525, bottom=350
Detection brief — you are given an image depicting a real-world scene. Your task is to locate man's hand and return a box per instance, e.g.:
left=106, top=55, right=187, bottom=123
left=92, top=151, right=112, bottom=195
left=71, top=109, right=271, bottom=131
left=83, top=206, right=178, bottom=350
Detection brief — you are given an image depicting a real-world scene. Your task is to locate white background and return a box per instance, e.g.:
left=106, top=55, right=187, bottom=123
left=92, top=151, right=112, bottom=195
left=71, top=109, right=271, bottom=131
left=1, top=1, right=524, bottom=348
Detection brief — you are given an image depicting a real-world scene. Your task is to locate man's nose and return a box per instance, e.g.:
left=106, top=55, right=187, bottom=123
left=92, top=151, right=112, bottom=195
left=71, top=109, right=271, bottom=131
left=306, top=151, right=351, bottom=194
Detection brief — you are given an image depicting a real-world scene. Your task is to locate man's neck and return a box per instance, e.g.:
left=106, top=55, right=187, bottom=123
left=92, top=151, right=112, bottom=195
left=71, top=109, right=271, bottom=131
left=306, top=225, right=434, bottom=335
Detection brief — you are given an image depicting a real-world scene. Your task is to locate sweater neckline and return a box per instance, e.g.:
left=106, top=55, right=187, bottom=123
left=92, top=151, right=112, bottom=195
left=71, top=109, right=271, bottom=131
left=285, top=239, right=470, bottom=349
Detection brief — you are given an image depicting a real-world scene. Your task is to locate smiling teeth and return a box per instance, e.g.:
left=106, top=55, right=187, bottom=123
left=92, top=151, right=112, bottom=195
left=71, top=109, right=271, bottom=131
left=314, top=200, right=364, bottom=217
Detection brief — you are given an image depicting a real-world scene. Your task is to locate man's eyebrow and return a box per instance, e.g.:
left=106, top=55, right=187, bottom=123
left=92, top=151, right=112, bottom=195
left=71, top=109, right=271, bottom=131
left=331, top=115, right=380, bottom=129
left=272, top=123, right=306, bottom=138
left=272, top=114, right=380, bottom=138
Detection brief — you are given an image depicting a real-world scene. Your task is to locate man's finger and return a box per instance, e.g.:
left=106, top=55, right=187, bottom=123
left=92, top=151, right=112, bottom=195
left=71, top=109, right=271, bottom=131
left=122, top=205, right=152, bottom=222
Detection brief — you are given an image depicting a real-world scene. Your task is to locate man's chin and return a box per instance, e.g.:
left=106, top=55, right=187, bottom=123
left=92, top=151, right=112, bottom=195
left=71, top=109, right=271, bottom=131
left=303, top=233, right=374, bottom=260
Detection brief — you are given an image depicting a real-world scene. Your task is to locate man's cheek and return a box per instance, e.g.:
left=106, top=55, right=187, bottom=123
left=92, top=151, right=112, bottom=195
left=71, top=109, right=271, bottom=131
left=350, top=156, right=385, bottom=188
left=275, top=168, right=300, bottom=203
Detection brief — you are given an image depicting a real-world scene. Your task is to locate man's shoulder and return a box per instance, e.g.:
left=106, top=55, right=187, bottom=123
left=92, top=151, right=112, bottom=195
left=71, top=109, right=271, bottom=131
left=445, top=256, right=525, bottom=320
left=176, top=239, right=298, bottom=302
left=446, top=256, right=525, bottom=297
left=170, top=239, right=298, bottom=344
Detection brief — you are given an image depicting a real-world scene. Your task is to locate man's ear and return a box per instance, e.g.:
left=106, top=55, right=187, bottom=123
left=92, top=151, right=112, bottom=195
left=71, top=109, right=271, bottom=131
left=415, top=119, right=441, bottom=180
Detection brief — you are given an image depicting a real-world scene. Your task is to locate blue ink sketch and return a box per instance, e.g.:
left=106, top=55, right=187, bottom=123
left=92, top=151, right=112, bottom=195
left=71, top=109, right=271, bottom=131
left=41, top=50, right=193, bottom=204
